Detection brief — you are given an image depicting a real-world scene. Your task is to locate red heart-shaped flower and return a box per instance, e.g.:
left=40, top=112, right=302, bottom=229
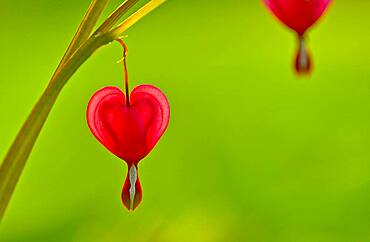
left=264, top=0, right=331, bottom=35
left=87, top=84, right=170, bottom=210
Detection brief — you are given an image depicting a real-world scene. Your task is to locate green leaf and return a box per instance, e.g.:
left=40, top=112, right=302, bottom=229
left=111, top=0, right=166, bottom=38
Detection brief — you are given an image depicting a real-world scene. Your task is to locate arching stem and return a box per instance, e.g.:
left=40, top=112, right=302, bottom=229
left=116, top=39, right=130, bottom=106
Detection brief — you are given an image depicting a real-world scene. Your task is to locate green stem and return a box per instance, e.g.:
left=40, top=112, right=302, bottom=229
left=94, top=0, right=140, bottom=35
left=0, top=32, right=114, bottom=222
left=56, top=0, right=110, bottom=72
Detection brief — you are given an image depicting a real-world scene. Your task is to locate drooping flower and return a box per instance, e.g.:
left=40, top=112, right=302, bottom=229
left=264, top=0, right=332, bottom=74
left=87, top=40, right=170, bottom=210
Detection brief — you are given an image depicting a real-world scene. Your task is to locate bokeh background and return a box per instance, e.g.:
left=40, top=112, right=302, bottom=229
left=1, top=0, right=370, bottom=241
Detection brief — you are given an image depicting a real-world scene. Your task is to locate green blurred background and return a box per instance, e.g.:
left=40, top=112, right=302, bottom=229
left=1, top=0, right=370, bottom=241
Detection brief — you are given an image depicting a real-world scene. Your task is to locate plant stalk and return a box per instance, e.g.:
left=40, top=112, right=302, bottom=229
left=0, top=32, right=114, bottom=222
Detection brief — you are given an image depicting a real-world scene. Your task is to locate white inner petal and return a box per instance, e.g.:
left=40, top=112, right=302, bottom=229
left=129, top=165, right=138, bottom=209
left=299, top=38, right=308, bottom=69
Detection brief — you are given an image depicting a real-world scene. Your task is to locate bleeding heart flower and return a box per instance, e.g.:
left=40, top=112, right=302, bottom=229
left=86, top=40, right=170, bottom=211
left=263, top=0, right=332, bottom=74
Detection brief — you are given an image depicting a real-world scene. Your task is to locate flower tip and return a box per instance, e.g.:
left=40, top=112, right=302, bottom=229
left=294, top=38, right=312, bottom=75
left=294, top=56, right=312, bottom=75
left=121, top=165, right=142, bottom=211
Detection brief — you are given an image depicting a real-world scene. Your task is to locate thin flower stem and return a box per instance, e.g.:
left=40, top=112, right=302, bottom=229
left=116, top=39, right=130, bottom=106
